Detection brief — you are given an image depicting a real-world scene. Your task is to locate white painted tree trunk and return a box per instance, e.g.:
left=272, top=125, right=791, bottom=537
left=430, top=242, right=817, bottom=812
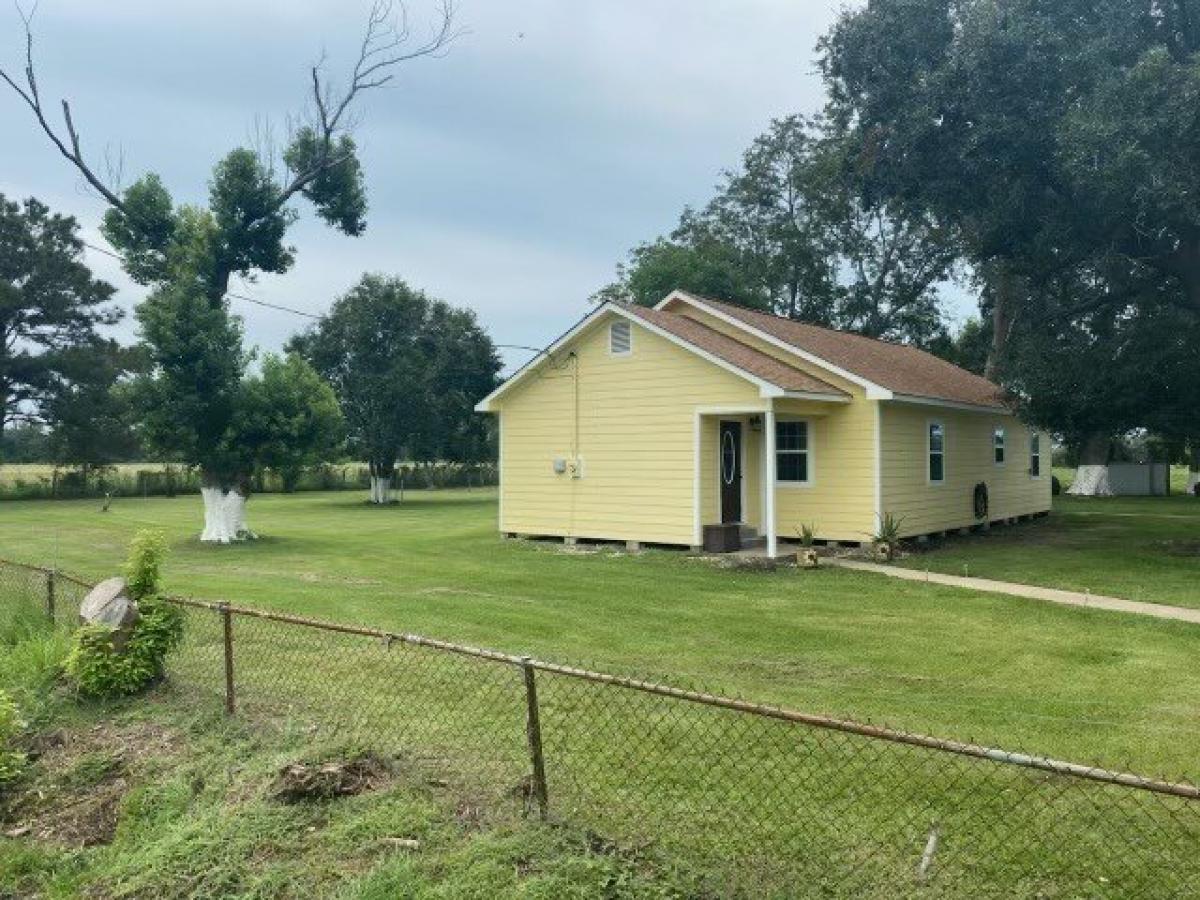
left=200, top=487, right=256, bottom=543
left=1067, top=465, right=1114, bottom=497
left=369, top=475, right=393, bottom=504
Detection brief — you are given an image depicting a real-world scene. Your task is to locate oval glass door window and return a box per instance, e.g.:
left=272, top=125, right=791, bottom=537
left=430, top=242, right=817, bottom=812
left=721, top=431, right=736, bottom=485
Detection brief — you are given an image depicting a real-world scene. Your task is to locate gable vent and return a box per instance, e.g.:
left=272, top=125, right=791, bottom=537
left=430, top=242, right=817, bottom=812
left=609, top=320, right=632, bottom=355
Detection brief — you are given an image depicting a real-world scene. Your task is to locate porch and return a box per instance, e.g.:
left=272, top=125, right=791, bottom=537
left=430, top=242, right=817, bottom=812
left=693, top=399, right=843, bottom=557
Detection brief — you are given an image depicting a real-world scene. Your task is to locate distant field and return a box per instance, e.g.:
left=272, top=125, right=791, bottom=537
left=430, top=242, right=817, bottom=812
left=0, top=462, right=164, bottom=484
left=0, top=462, right=365, bottom=485
left=0, top=461, right=494, bottom=500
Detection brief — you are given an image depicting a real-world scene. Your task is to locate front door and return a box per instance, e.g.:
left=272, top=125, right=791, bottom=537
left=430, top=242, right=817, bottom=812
left=719, top=420, right=743, bottom=524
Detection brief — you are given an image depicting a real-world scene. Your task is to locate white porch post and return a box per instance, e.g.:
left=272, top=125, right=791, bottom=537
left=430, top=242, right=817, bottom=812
left=765, top=404, right=777, bottom=558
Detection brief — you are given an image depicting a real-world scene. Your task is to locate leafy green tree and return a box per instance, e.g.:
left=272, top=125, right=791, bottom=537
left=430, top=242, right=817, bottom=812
left=0, top=423, right=50, bottom=463
left=289, top=275, right=500, bottom=503
left=236, top=354, right=345, bottom=493
left=134, top=287, right=344, bottom=537
left=592, top=233, right=765, bottom=311
left=45, top=341, right=143, bottom=475
left=598, top=117, right=959, bottom=346
left=1000, top=262, right=1200, bottom=475
left=927, top=317, right=990, bottom=377
left=0, top=194, right=120, bottom=443
left=818, top=0, right=1200, bottom=373
left=1, top=1, right=457, bottom=538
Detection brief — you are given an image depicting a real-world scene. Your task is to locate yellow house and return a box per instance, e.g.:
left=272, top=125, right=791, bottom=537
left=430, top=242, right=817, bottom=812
left=475, top=291, right=1051, bottom=555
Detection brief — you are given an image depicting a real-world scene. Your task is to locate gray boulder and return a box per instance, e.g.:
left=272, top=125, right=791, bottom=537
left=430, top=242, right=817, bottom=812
left=79, top=577, right=139, bottom=650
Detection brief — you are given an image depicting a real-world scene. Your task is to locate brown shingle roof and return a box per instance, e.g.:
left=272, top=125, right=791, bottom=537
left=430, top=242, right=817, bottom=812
left=674, top=293, right=1008, bottom=410
left=624, top=305, right=850, bottom=398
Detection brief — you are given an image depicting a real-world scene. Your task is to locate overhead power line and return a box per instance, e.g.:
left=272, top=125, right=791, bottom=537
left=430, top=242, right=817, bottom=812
left=82, top=240, right=323, bottom=320
left=81, top=239, right=547, bottom=362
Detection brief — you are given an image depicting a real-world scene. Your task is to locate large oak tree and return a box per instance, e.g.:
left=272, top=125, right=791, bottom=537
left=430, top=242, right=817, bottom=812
left=819, top=0, right=1200, bottom=478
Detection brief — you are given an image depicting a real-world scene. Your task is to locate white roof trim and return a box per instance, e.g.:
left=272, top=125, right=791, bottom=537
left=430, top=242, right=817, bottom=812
left=656, top=290, right=894, bottom=400
left=475, top=302, right=833, bottom=411
left=781, top=391, right=852, bottom=403
left=889, top=393, right=1011, bottom=415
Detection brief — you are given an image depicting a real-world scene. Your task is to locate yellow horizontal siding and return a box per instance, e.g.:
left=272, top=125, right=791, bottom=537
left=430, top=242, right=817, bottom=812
left=880, top=404, right=1051, bottom=536
left=497, top=312, right=761, bottom=545
left=662, top=304, right=877, bottom=541
left=495, top=302, right=1049, bottom=549
left=771, top=397, right=877, bottom=542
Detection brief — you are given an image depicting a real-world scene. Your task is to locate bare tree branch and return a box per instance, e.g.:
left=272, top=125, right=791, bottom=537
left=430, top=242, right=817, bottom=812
left=0, top=2, right=127, bottom=211
left=1, top=0, right=460, bottom=225
left=277, top=0, right=462, bottom=206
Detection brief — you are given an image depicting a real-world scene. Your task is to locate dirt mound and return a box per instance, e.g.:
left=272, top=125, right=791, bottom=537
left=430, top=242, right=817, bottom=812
left=271, top=753, right=392, bottom=802
left=2, top=721, right=178, bottom=848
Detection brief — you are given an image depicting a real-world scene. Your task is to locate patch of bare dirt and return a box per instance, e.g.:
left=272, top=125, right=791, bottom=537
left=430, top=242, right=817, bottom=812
left=2, top=721, right=180, bottom=848
left=271, top=753, right=392, bottom=803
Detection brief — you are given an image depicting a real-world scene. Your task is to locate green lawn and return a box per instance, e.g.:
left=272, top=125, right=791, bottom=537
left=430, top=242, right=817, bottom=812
left=894, top=493, right=1200, bottom=609
left=1, top=489, right=1198, bottom=778
left=3, top=490, right=1199, bottom=896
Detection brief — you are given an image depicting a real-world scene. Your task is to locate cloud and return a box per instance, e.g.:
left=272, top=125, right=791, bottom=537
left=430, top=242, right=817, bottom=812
left=2, top=0, right=974, bottom=374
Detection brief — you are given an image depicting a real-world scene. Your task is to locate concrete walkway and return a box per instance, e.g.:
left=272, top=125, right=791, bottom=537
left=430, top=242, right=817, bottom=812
left=825, top=558, right=1200, bottom=625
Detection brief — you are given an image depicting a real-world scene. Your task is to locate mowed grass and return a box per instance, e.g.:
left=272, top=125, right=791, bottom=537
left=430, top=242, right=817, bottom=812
left=1, top=489, right=1198, bottom=780
left=895, top=493, right=1200, bottom=609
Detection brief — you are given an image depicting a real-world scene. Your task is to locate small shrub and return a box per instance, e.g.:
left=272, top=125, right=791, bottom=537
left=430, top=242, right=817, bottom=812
left=873, top=512, right=905, bottom=547
left=124, top=529, right=169, bottom=600
left=64, top=597, right=185, bottom=698
left=0, top=690, right=25, bottom=786
left=64, top=531, right=185, bottom=699
left=1051, top=475, right=1062, bottom=496
left=796, top=523, right=817, bottom=547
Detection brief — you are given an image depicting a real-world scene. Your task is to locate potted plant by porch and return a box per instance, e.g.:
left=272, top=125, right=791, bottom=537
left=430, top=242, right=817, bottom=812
left=871, top=512, right=905, bottom=562
left=796, top=523, right=820, bottom=569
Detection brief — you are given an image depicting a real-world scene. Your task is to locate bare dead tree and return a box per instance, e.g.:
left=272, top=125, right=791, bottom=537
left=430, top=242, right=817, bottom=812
left=0, top=0, right=461, bottom=216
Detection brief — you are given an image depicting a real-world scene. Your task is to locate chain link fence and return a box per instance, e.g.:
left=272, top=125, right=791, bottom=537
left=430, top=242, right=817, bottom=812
left=2, top=557, right=1198, bottom=897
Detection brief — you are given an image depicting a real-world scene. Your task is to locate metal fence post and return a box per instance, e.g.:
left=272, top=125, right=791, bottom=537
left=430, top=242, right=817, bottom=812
left=520, top=656, right=549, bottom=819
left=45, top=568, right=56, bottom=624
left=221, top=603, right=236, bottom=715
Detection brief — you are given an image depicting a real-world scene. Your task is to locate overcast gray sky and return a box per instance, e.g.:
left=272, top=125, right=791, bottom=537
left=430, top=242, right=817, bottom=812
left=2, top=0, right=975, bottom=373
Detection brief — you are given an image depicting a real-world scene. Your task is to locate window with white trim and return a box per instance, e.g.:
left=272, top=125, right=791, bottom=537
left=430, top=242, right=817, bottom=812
left=993, top=426, right=1006, bottom=465
left=609, top=320, right=632, bottom=355
left=775, top=420, right=809, bottom=483
left=928, top=422, right=945, bottom=483
left=1029, top=431, right=1041, bottom=477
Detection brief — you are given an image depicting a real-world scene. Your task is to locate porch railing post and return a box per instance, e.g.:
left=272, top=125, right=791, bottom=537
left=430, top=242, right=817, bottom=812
left=520, top=656, right=549, bottom=819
